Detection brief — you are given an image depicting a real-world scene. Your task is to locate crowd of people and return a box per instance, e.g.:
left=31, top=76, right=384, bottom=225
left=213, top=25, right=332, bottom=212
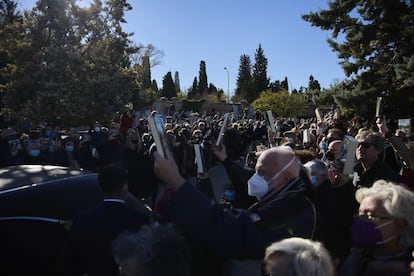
left=1, top=107, right=414, bottom=275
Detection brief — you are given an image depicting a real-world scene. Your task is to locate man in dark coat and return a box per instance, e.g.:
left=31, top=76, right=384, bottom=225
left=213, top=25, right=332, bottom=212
left=61, top=165, right=150, bottom=276
left=0, top=129, right=12, bottom=166
left=354, top=130, right=400, bottom=188
left=153, top=146, right=317, bottom=275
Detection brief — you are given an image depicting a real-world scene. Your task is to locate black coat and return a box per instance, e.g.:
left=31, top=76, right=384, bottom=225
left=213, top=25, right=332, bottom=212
left=61, top=201, right=150, bottom=276
left=354, top=159, right=401, bottom=188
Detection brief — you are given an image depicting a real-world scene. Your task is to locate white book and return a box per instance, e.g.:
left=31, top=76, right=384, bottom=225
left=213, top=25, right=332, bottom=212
left=342, top=135, right=358, bottom=175
left=148, top=114, right=168, bottom=158
left=266, top=110, right=276, bottom=133
left=194, top=144, right=205, bottom=174
left=303, top=129, right=310, bottom=144
left=216, top=113, right=230, bottom=146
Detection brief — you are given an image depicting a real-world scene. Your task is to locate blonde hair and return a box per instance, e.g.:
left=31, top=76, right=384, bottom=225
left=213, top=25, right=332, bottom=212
left=265, top=237, right=335, bottom=276
left=355, top=180, right=414, bottom=249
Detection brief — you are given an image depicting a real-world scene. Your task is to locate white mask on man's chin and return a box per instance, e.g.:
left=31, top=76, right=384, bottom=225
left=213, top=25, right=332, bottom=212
left=247, top=156, right=296, bottom=199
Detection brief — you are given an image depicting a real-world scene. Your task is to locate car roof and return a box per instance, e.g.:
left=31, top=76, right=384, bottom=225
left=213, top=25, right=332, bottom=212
left=0, top=165, right=95, bottom=193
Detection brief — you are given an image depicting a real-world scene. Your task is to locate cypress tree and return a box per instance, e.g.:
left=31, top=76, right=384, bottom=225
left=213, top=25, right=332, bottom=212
left=198, top=60, right=208, bottom=95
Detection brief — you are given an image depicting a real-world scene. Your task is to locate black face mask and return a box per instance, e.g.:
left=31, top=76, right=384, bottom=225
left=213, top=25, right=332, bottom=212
left=325, top=150, right=335, bottom=161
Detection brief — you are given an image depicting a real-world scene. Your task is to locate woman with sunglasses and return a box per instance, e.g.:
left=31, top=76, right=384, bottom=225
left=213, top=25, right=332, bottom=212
left=340, top=180, right=414, bottom=276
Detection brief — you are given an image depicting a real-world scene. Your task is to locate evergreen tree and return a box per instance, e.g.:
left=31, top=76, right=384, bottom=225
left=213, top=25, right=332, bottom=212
left=0, top=0, right=23, bottom=111
left=252, top=44, right=269, bottom=101
left=1, top=0, right=138, bottom=125
left=208, top=83, right=218, bottom=95
left=308, top=75, right=321, bottom=91
left=236, top=54, right=252, bottom=100
left=152, top=79, right=158, bottom=92
left=141, top=55, right=151, bottom=90
left=12, top=0, right=85, bottom=124
left=198, top=60, right=208, bottom=95
left=161, top=71, right=176, bottom=99
left=174, top=71, right=180, bottom=94
left=188, top=77, right=198, bottom=99
left=303, top=0, right=414, bottom=122
left=281, top=77, right=289, bottom=91
left=269, top=80, right=282, bottom=92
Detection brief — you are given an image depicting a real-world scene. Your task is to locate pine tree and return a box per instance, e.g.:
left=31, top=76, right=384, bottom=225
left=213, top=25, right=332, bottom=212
left=0, top=0, right=23, bottom=111
left=236, top=54, right=252, bottom=100
left=303, top=0, right=414, bottom=121
left=1, top=0, right=138, bottom=125
left=252, top=44, right=269, bottom=101
left=15, top=0, right=84, bottom=124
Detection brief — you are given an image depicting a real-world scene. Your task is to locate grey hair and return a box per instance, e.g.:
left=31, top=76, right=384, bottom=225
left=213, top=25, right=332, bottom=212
left=265, top=237, right=335, bottom=276
left=112, top=223, right=191, bottom=276
left=355, top=180, right=414, bottom=249
left=355, top=130, right=385, bottom=151
left=112, top=225, right=154, bottom=263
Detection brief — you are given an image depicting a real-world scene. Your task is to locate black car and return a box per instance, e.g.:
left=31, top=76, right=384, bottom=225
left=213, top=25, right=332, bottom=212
left=0, top=165, right=150, bottom=275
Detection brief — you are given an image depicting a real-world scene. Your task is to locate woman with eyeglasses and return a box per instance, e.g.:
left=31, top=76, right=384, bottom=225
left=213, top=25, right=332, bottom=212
left=339, top=180, right=414, bottom=276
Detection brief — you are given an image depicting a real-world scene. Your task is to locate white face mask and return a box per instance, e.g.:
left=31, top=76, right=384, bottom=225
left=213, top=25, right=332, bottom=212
left=247, top=156, right=296, bottom=199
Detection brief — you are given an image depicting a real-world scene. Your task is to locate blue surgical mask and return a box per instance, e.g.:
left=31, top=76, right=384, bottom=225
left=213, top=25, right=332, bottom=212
left=65, top=145, right=74, bottom=152
left=310, top=175, right=318, bottom=186
left=29, top=149, right=40, bottom=157
left=319, top=141, right=327, bottom=151
left=224, top=190, right=235, bottom=201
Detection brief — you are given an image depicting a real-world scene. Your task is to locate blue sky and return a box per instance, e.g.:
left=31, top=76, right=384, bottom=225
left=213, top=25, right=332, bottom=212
left=19, top=0, right=346, bottom=96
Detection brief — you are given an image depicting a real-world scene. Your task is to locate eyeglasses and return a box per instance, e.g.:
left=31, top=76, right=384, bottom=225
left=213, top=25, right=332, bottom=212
left=358, top=142, right=375, bottom=149
left=354, top=213, right=393, bottom=223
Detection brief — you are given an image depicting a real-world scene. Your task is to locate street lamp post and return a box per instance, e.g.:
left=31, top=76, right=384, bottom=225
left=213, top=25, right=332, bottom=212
left=224, top=67, right=230, bottom=103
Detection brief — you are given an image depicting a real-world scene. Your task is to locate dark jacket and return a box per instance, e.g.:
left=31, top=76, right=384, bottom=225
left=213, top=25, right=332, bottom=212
left=61, top=200, right=149, bottom=276
left=163, top=177, right=317, bottom=260
left=0, top=138, right=11, bottom=166
left=340, top=247, right=413, bottom=276
left=221, top=157, right=257, bottom=209
left=354, top=159, right=401, bottom=188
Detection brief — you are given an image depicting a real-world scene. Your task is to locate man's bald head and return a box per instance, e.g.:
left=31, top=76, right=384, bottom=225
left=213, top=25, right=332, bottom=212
left=256, top=146, right=300, bottom=191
